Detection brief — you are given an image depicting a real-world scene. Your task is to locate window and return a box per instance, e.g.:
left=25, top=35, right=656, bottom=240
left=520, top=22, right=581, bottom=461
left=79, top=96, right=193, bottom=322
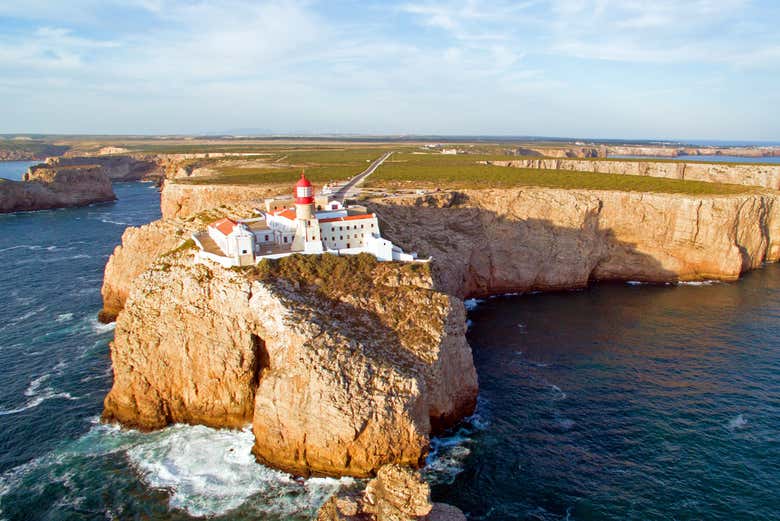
left=264, top=235, right=269, bottom=241
left=242, top=250, right=248, bottom=254
left=371, top=223, right=375, bottom=228
left=283, top=237, right=287, bottom=243
left=347, top=243, right=351, bottom=248
left=340, top=236, right=343, bottom=240
left=331, top=236, right=335, bottom=241
left=361, top=224, right=364, bottom=229
left=339, top=226, right=343, bottom=231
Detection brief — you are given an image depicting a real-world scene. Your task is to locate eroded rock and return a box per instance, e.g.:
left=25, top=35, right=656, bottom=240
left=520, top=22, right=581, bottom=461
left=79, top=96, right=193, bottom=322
left=102, top=253, right=478, bottom=477
left=317, top=465, right=466, bottom=521
left=0, top=164, right=115, bottom=213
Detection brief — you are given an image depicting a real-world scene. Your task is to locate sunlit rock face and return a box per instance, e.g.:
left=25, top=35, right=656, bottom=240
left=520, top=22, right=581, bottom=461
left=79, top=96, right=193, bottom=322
left=103, top=253, right=478, bottom=477
left=0, top=165, right=115, bottom=213
left=489, top=159, right=780, bottom=189
left=372, top=189, right=780, bottom=297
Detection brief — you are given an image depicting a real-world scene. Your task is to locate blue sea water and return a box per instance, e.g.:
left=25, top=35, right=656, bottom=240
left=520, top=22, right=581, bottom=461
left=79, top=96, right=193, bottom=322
left=431, top=277, right=780, bottom=520
left=0, top=178, right=348, bottom=520
left=0, top=161, right=38, bottom=181
left=1, top=163, right=779, bottom=520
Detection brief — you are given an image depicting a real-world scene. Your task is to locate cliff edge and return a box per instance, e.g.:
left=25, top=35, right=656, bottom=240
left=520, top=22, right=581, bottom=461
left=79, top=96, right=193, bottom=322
left=371, top=189, right=780, bottom=297
left=102, top=252, right=478, bottom=477
left=0, top=164, right=116, bottom=213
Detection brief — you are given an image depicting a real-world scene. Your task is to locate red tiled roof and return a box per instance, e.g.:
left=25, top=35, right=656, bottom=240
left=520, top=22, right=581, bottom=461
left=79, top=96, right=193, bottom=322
left=273, top=208, right=297, bottom=220
left=209, top=218, right=237, bottom=236
left=318, top=214, right=375, bottom=223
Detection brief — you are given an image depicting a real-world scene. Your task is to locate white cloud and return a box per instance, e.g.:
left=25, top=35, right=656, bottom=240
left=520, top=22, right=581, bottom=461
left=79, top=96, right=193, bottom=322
left=0, top=0, right=777, bottom=137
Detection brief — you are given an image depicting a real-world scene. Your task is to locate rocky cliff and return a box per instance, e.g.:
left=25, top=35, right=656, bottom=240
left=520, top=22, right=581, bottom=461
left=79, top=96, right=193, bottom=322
left=160, top=181, right=289, bottom=219
left=99, top=217, right=195, bottom=322
left=317, top=464, right=466, bottom=521
left=604, top=144, right=780, bottom=158
left=102, top=252, right=478, bottom=477
left=41, top=155, right=161, bottom=182
left=100, top=184, right=780, bottom=485
left=0, top=164, right=116, bottom=213
left=488, top=159, right=780, bottom=189
left=0, top=142, right=69, bottom=160
left=370, top=189, right=780, bottom=297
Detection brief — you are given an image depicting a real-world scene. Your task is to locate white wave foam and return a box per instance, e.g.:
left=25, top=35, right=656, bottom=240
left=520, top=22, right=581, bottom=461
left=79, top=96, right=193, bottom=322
left=423, top=402, right=489, bottom=485
left=463, top=298, right=483, bottom=311
left=0, top=391, right=76, bottom=416
left=550, top=384, right=566, bottom=400
left=56, top=313, right=74, bottom=322
left=89, top=317, right=116, bottom=334
left=98, top=217, right=131, bottom=226
left=626, top=281, right=645, bottom=286
left=127, top=425, right=349, bottom=518
left=0, top=244, right=43, bottom=253
left=727, top=414, right=748, bottom=431
left=678, top=280, right=719, bottom=286
left=12, top=306, right=47, bottom=324
left=557, top=418, right=575, bottom=430
left=0, top=369, right=79, bottom=416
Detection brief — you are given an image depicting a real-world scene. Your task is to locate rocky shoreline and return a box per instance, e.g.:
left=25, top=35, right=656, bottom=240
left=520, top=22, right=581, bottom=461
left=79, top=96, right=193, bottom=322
left=102, top=251, right=478, bottom=478
left=0, top=163, right=116, bottom=213
left=87, top=159, right=780, bottom=519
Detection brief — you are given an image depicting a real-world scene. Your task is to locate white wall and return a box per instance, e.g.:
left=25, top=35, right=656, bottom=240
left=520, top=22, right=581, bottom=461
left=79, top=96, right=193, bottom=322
left=318, top=218, right=377, bottom=251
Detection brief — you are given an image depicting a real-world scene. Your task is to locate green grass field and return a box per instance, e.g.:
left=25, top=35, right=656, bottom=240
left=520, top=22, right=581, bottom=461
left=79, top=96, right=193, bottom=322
left=174, top=147, right=401, bottom=185
left=367, top=153, right=753, bottom=195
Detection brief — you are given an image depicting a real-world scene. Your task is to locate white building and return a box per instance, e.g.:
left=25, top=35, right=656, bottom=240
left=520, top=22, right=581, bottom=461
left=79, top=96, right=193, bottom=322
left=193, top=173, right=420, bottom=266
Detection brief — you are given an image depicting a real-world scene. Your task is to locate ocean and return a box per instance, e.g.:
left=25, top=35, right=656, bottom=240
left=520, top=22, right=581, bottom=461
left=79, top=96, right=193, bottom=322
left=1, top=160, right=779, bottom=520
left=430, top=277, right=780, bottom=520
left=0, top=161, right=38, bottom=181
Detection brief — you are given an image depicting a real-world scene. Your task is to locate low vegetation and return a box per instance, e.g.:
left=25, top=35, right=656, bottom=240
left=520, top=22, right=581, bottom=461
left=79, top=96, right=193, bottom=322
left=235, top=253, right=436, bottom=350
left=244, top=253, right=429, bottom=296
left=174, top=147, right=403, bottom=186
left=0, top=140, right=69, bottom=158
left=368, top=153, right=753, bottom=195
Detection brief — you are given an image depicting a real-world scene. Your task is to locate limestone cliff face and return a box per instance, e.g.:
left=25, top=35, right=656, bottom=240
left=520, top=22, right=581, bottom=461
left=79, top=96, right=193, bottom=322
left=318, top=464, right=466, bottom=521
left=41, top=155, right=162, bottom=182
left=161, top=181, right=288, bottom=219
left=102, top=253, right=478, bottom=477
left=604, top=145, right=780, bottom=158
left=0, top=164, right=115, bottom=213
left=371, top=189, right=780, bottom=297
left=488, top=159, right=780, bottom=189
left=99, top=217, right=196, bottom=322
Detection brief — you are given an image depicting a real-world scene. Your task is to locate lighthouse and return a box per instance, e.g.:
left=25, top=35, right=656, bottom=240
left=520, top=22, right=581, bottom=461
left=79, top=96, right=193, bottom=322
left=294, top=172, right=315, bottom=220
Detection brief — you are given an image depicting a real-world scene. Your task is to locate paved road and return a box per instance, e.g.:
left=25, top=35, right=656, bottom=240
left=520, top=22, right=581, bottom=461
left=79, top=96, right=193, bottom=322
left=332, top=151, right=393, bottom=202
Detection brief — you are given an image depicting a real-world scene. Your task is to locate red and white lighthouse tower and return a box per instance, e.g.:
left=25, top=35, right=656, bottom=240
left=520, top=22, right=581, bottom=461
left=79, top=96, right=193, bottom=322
left=294, top=172, right=315, bottom=220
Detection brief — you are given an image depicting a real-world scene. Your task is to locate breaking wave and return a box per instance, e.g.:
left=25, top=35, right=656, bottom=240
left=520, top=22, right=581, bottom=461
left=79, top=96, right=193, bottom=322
left=0, top=373, right=77, bottom=416
left=126, top=425, right=349, bottom=518
left=423, top=399, right=489, bottom=486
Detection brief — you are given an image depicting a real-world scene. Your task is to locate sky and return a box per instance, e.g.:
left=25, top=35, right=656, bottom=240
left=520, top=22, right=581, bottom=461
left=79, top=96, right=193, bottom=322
left=0, top=0, right=778, bottom=140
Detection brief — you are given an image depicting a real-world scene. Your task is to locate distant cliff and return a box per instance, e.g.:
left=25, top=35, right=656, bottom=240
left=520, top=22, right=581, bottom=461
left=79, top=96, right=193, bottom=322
left=488, top=158, right=780, bottom=189
left=99, top=185, right=780, bottom=481
left=0, top=142, right=69, bottom=161
left=161, top=181, right=289, bottom=219
left=103, top=252, right=478, bottom=477
left=0, top=164, right=115, bottom=213
left=41, top=155, right=161, bottom=182
left=371, top=189, right=780, bottom=297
